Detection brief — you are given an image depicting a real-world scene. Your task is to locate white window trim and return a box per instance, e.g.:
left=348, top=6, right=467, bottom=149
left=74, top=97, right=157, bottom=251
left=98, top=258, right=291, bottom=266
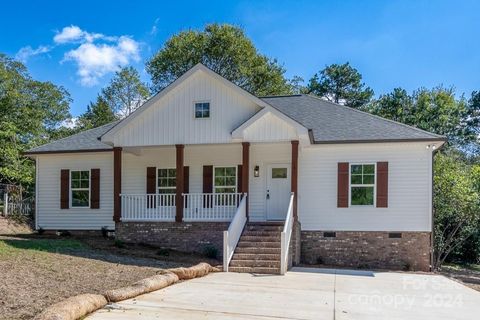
left=213, top=165, right=237, bottom=194
left=193, top=100, right=211, bottom=119
left=349, top=163, right=376, bottom=207
left=156, top=167, right=177, bottom=194
left=70, top=169, right=91, bottom=208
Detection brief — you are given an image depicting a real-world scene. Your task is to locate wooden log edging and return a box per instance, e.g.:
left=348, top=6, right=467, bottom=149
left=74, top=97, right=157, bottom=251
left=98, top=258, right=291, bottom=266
left=34, top=263, right=221, bottom=320
left=33, top=294, right=107, bottom=320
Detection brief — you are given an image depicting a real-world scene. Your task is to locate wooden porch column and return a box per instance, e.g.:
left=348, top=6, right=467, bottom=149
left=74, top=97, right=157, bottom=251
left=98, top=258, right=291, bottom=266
left=113, top=147, right=122, bottom=222
left=242, top=142, right=250, bottom=219
left=175, top=144, right=184, bottom=222
left=291, top=140, right=299, bottom=220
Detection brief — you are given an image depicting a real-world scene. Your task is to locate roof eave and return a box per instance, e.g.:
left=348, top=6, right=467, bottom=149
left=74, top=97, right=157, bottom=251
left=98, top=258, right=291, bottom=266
left=312, top=137, right=447, bottom=144
left=22, top=148, right=113, bottom=156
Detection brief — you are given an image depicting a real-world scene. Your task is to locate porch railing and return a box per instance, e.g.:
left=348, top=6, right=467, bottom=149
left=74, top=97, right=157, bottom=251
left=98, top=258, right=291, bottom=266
left=120, top=193, right=243, bottom=222
left=223, top=194, right=247, bottom=272
left=121, top=194, right=176, bottom=221
left=280, top=192, right=295, bottom=275
left=183, top=193, right=243, bottom=222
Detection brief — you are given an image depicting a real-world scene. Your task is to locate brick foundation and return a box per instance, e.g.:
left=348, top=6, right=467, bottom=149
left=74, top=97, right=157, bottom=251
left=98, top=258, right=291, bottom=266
left=116, top=222, right=229, bottom=257
left=301, top=231, right=431, bottom=271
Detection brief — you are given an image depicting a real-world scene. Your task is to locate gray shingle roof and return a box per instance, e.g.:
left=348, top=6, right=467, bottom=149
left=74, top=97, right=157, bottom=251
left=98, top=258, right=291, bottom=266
left=261, top=94, right=445, bottom=143
left=27, top=94, right=445, bottom=154
left=25, top=122, right=117, bottom=154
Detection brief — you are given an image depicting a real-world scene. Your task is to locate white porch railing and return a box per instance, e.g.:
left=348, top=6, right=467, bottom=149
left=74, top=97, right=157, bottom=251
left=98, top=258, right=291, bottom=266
left=120, top=194, right=176, bottom=221
left=183, top=193, right=243, bottom=222
left=120, top=193, right=244, bottom=222
left=280, top=192, right=295, bottom=275
left=223, top=194, right=247, bottom=272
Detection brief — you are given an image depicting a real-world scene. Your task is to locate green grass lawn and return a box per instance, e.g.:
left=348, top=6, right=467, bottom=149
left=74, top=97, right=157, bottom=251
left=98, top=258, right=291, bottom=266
left=0, top=237, right=86, bottom=256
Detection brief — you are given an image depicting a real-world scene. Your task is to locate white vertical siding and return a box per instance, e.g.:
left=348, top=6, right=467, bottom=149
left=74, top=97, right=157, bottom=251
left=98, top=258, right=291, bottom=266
left=112, top=71, right=261, bottom=146
left=298, top=142, right=433, bottom=231
left=36, top=152, right=114, bottom=230
left=242, top=112, right=298, bottom=143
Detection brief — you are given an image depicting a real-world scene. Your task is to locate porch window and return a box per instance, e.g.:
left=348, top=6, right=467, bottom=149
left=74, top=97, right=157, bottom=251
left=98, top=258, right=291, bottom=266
left=157, top=169, right=176, bottom=194
left=350, top=164, right=375, bottom=206
left=214, top=167, right=237, bottom=193
left=71, top=170, right=90, bottom=207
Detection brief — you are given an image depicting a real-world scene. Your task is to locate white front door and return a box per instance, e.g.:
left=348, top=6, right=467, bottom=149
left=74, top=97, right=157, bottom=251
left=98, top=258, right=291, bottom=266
left=266, top=164, right=291, bottom=220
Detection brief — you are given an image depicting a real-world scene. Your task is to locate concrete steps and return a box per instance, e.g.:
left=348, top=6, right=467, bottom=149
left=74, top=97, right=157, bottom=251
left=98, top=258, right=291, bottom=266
left=228, top=222, right=284, bottom=275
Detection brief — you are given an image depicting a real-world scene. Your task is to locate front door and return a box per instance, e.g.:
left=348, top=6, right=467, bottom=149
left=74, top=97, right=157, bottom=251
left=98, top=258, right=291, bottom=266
left=266, top=164, right=291, bottom=220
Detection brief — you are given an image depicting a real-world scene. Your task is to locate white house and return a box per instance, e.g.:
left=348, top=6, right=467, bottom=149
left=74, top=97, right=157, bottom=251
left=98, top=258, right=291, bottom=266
left=26, top=64, right=445, bottom=273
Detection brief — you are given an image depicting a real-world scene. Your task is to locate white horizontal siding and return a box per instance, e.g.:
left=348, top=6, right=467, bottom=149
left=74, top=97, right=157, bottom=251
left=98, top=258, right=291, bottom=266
left=36, top=141, right=434, bottom=232
left=36, top=152, right=114, bottom=230
left=122, top=143, right=291, bottom=222
left=298, top=142, right=433, bottom=231
left=112, top=71, right=261, bottom=146
left=242, top=112, right=298, bottom=142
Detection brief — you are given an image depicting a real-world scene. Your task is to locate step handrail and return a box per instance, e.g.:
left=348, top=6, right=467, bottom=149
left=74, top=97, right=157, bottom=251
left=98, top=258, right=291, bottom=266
left=280, top=192, right=295, bottom=275
left=223, top=193, right=247, bottom=272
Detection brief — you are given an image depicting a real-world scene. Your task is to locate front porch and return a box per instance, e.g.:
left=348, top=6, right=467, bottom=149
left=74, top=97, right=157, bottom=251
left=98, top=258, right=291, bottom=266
left=112, top=141, right=299, bottom=224
left=112, top=141, right=300, bottom=274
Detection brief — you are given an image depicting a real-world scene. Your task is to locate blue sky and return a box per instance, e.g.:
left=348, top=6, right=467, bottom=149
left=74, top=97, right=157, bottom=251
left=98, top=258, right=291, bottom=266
left=1, top=0, right=479, bottom=116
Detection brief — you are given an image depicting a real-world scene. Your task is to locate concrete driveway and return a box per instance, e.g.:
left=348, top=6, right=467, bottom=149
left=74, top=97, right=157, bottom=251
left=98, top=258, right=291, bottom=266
left=87, top=267, right=480, bottom=319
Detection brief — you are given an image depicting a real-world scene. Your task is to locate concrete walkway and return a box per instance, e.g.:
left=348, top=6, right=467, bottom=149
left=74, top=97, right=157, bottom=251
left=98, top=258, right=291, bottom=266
left=87, top=267, right=480, bottom=319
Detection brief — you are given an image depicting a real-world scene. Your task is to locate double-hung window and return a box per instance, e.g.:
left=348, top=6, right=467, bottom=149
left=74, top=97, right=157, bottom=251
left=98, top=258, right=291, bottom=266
left=214, top=167, right=237, bottom=194
left=157, top=169, right=176, bottom=194
left=194, top=102, right=210, bottom=119
left=350, top=164, right=375, bottom=206
left=71, top=170, right=90, bottom=207
left=213, top=166, right=237, bottom=206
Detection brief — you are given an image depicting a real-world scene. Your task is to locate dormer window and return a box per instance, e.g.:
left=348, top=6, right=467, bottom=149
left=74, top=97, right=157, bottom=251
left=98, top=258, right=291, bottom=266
left=194, top=102, right=210, bottom=119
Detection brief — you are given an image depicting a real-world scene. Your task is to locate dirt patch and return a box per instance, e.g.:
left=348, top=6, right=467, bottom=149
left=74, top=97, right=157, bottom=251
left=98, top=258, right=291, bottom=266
left=439, top=264, right=480, bottom=292
left=0, top=216, right=32, bottom=235
left=0, top=234, right=220, bottom=320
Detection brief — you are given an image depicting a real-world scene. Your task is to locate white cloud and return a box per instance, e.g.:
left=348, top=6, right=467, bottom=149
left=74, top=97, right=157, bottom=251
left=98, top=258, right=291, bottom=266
left=63, top=36, right=140, bottom=86
left=60, top=117, right=78, bottom=129
left=150, top=18, right=160, bottom=35
left=15, top=45, right=51, bottom=62
left=54, top=25, right=104, bottom=44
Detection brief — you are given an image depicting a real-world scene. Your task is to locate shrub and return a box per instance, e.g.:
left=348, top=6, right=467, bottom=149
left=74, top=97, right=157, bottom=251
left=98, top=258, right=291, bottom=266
left=203, top=245, right=218, bottom=259
left=114, top=240, right=125, bottom=248
left=156, top=248, right=170, bottom=256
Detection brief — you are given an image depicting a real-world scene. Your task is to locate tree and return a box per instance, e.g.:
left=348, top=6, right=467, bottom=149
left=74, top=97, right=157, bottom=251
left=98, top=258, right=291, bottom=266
left=77, top=96, right=118, bottom=130
left=307, top=62, right=374, bottom=108
left=433, top=152, right=480, bottom=269
left=466, top=91, right=480, bottom=152
left=146, top=24, right=294, bottom=96
left=0, top=53, right=71, bottom=186
left=102, top=66, right=149, bottom=117
left=365, top=87, right=478, bottom=150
